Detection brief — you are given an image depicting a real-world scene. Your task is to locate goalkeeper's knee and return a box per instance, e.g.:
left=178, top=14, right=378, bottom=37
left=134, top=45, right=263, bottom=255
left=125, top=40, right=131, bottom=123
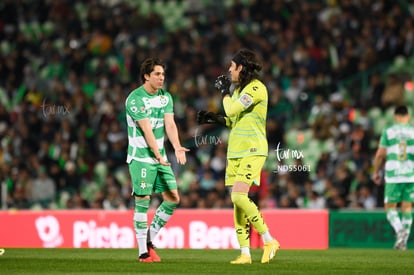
left=231, top=192, right=248, bottom=207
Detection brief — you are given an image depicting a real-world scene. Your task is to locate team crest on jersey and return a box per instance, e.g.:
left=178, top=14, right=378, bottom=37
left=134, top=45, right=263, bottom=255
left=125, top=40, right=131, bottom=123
left=239, top=94, right=253, bottom=107
left=160, top=95, right=167, bottom=105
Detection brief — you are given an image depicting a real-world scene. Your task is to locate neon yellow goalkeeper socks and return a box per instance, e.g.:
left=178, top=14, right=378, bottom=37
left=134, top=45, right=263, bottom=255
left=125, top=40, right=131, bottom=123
left=231, top=192, right=269, bottom=234
left=233, top=204, right=250, bottom=248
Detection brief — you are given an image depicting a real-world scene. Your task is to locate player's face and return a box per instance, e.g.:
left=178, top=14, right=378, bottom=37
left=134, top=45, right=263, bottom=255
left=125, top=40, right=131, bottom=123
left=228, top=61, right=242, bottom=83
left=145, top=65, right=165, bottom=93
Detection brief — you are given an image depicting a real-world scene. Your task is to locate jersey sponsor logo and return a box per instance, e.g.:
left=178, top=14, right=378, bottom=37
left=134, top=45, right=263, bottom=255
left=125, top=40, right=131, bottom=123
left=246, top=173, right=252, bottom=180
left=239, top=94, right=253, bottom=107
left=141, top=95, right=169, bottom=114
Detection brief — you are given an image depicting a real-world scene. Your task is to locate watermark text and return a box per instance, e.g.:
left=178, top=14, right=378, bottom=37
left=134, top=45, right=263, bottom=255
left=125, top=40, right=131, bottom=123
left=41, top=98, right=71, bottom=117
left=274, top=142, right=311, bottom=173
left=194, top=128, right=222, bottom=147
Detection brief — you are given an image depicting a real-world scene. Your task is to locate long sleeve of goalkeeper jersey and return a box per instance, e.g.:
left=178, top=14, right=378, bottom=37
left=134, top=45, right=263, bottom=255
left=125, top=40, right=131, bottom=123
left=223, top=81, right=264, bottom=118
left=223, top=95, right=246, bottom=118
left=221, top=79, right=269, bottom=158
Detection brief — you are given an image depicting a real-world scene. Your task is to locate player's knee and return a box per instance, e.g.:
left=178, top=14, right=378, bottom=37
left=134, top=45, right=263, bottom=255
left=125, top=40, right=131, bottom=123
left=163, top=200, right=179, bottom=211
left=231, top=192, right=247, bottom=206
left=169, top=196, right=180, bottom=205
left=162, top=191, right=180, bottom=204
left=135, top=195, right=150, bottom=200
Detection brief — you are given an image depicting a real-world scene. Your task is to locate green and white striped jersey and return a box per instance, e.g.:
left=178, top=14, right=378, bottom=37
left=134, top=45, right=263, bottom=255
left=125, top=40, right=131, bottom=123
left=380, top=123, right=414, bottom=183
left=125, top=86, right=173, bottom=164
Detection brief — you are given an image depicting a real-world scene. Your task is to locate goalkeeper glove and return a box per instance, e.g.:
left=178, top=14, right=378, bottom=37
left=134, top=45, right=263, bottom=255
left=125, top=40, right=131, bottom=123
left=197, top=110, right=226, bottom=125
left=214, top=75, right=231, bottom=97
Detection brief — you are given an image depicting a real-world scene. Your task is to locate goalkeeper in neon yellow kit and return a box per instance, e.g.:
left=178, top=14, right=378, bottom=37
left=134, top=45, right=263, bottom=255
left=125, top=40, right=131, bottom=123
left=197, top=49, right=280, bottom=264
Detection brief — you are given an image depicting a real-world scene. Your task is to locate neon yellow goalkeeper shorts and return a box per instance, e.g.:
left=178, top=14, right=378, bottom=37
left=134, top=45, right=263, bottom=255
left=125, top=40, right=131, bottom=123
left=225, top=155, right=266, bottom=187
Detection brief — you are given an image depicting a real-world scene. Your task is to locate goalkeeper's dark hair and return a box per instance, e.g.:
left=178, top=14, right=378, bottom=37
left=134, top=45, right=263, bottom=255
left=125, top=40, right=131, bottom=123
left=394, top=105, right=409, bottom=116
left=232, top=49, right=262, bottom=91
left=140, top=57, right=165, bottom=83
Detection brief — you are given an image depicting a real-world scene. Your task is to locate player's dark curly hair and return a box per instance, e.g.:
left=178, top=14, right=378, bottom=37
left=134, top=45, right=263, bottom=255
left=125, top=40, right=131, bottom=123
left=394, top=105, right=409, bottom=116
left=140, top=57, right=165, bottom=83
left=232, top=49, right=262, bottom=91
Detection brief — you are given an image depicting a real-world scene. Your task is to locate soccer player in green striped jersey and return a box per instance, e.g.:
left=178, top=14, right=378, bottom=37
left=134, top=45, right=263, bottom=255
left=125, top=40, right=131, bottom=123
left=125, top=57, right=189, bottom=262
left=198, top=49, right=279, bottom=264
left=373, top=105, right=414, bottom=250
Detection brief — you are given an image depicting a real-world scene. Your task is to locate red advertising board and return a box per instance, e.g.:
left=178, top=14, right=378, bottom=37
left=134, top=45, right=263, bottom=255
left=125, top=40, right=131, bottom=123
left=0, top=209, right=328, bottom=249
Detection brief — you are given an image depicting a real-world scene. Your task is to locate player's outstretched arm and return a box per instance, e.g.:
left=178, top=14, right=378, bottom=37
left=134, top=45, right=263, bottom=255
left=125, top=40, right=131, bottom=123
left=164, top=114, right=189, bottom=165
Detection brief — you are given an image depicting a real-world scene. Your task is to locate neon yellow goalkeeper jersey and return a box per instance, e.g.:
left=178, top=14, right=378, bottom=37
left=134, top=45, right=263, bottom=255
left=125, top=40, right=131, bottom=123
left=223, top=79, right=268, bottom=159
left=380, top=123, right=414, bottom=183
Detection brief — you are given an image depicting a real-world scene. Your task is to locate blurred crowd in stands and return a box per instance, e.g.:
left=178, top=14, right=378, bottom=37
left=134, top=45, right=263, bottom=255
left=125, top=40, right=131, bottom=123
left=1, top=0, right=414, bottom=211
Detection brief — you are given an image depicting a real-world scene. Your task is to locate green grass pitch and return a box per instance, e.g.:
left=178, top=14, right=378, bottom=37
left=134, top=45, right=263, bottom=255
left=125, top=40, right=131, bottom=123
left=1, top=248, right=414, bottom=274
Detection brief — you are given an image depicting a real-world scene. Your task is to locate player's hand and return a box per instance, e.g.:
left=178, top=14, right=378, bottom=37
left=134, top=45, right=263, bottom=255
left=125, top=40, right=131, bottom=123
left=214, top=75, right=231, bottom=97
left=197, top=110, right=226, bottom=125
left=372, top=171, right=382, bottom=185
left=196, top=110, right=212, bottom=124
left=156, top=155, right=170, bottom=166
left=175, top=146, right=190, bottom=165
